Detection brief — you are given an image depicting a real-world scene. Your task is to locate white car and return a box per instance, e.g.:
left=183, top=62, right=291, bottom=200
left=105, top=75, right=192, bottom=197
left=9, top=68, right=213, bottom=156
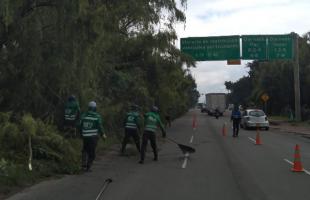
left=241, top=109, right=269, bottom=130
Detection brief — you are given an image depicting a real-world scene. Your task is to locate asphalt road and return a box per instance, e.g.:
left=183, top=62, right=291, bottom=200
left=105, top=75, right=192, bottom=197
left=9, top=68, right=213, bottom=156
left=7, top=109, right=310, bottom=200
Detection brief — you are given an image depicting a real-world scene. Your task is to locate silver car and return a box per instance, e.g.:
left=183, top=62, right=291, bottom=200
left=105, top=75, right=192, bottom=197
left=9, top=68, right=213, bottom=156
left=241, top=109, right=269, bottom=130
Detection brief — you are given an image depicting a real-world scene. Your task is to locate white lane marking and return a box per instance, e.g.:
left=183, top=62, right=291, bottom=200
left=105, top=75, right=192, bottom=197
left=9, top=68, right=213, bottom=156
left=248, top=137, right=256, bottom=143
left=182, top=153, right=190, bottom=169
left=189, top=135, right=194, bottom=144
left=284, top=159, right=294, bottom=165
left=284, top=159, right=310, bottom=175
left=304, top=170, right=310, bottom=176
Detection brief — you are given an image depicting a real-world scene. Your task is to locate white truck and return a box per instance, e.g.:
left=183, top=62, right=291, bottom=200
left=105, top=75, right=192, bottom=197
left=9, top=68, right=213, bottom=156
left=205, top=93, right=227, bottom=116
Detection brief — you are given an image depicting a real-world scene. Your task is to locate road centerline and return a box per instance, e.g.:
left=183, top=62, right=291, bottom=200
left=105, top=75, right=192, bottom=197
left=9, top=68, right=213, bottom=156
left=248, top=137, right=256, bottom=143
left=182, top=153, right=190, bottom=169
left=189, top=135, right=194, bottom=143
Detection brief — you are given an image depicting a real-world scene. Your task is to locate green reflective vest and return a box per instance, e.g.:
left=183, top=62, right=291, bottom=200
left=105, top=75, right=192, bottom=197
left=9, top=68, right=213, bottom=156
left=144, top=112, right=164, bottom=133
left=64, top=101, right=80, bottom=121
left=125, top=111, right=140, bottom=130
left=80, top=111, right=103, bottom=137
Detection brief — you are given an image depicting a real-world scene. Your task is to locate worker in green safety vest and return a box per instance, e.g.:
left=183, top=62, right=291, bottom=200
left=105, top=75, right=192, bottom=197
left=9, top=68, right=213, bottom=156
left=79, top=101, right=106, bottom=172
left=63, top=95, right=80, bottom=137
left=139, top=106, right=166, bottom=164
left=121, top=104, right=141, bottom=154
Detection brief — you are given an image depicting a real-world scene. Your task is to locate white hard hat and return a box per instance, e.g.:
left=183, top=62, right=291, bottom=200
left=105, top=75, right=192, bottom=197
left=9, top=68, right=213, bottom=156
left=88, top=101, right=96, bottom=108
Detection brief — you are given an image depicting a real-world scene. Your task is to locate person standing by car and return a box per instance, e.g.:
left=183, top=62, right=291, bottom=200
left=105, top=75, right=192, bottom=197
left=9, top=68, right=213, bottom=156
left=231, top=105, right=241, bottom=137
left=214, top=107, right=220, bottom=119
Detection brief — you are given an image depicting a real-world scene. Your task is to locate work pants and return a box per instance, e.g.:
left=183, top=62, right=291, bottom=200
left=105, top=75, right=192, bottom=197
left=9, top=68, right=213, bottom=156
left=233, top=120, right=240, bottom=137
left=140, top=131, right=157, bottom=161
left=82, top=136, right=98, bottom=169
left=121, top=128, right=140, bottom=153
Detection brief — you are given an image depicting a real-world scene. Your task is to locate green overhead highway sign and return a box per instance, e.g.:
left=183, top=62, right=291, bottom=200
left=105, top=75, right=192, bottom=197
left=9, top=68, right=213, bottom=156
left=181, top=34, right=293, bottom=61
left=180, top=33, right=299, bottom=121
left=242, top=35, right=267, bottom=60
left=268, top=34, right=293, bottom=60
left=180, top=36, right=240, bottom=61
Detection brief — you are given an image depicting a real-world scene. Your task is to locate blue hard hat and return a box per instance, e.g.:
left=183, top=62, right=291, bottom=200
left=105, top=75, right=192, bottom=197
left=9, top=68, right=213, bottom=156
left=68, top=95, right=76, bottom=101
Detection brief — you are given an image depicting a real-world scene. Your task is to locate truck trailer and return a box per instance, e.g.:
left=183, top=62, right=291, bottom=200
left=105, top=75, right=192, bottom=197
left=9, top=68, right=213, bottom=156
left=205, top=93, right=227, bottom=116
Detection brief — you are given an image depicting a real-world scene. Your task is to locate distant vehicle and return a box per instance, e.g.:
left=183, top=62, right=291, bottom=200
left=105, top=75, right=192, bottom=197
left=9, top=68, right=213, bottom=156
left=240, top=109, right=269, bottom=130
left=205, top=93, right=226, bottom=116
left=196, top=103, right=203, bottom=109
left=201, top=104, right=207, bottom=113
left=214, top=108, right=220, bottom=119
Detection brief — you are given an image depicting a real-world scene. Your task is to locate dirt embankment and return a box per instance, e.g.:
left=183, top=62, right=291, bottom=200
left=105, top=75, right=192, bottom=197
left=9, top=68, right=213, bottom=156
left=270, top=120, right=310, bottom=136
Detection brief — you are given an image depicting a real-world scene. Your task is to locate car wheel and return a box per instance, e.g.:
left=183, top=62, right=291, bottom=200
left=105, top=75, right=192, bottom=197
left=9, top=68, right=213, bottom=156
left=265, top=127, right=269, bottom=131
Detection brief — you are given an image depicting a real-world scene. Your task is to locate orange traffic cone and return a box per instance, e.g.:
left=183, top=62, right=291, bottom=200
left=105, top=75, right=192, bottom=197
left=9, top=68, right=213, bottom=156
left=255, top=128, right=262, bottom=145
left=222, top=123, right=227, bottom=136
left=291, top=144, right=304, bottom=172
left=192, top=114, right=197, bottom=130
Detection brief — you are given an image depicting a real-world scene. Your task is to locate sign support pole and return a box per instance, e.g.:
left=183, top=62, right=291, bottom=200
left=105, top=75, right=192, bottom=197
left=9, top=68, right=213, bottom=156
left=293, top=32, right=301, bottom=121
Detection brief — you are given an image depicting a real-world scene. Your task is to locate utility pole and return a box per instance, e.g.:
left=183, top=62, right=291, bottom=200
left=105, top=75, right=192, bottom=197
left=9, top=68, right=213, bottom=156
left=293, top=32, right=301, bottom=121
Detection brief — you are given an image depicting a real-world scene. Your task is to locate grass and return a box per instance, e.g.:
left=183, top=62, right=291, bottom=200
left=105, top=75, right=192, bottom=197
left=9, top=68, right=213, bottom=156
left=269, top=115, right=289, bottom=121
left=269, top=115, right=310, bottom=128
left=0, top=135, right=118, bottom=199
left=289, top=120, right=310, bottom=127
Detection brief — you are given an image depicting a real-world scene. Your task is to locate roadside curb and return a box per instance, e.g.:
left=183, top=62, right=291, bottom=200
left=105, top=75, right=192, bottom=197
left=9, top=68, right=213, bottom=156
left=270, top=126, right=310, bottom=136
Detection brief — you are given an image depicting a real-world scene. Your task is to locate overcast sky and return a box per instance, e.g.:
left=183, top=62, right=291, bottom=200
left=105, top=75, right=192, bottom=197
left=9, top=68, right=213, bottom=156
left=176, top=0, right=310, bottom=102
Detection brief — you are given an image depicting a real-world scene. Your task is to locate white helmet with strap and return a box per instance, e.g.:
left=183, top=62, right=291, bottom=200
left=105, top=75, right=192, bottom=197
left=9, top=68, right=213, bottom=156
left=88, top=101, right=96, bottom=108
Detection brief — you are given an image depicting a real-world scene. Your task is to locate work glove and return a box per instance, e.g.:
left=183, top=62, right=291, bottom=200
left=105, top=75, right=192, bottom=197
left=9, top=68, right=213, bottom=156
left=101, top=134, right=107, bottom=140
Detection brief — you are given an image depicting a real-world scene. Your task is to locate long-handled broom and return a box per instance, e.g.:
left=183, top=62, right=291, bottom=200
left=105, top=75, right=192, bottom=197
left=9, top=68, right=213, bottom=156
left=166, top=137, right=196, bottom=154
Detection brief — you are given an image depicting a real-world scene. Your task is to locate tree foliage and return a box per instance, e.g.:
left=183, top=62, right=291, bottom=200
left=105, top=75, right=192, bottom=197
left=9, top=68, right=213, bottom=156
left=0, top=112, right=80, bottom=190
left=0, top=0, right=198, bottom=126
left=0, top=0, right=199, bottom=189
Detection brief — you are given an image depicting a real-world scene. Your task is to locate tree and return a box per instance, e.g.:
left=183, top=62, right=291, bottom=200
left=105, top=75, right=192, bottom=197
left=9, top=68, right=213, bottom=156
left=0, top=0, right=197, bottom=127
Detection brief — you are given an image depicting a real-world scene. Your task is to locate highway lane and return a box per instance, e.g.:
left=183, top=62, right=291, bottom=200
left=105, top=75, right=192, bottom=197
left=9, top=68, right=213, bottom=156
left=209, top=112, right=310, bottom=200
left=7, top=109, right=310, bottom=200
